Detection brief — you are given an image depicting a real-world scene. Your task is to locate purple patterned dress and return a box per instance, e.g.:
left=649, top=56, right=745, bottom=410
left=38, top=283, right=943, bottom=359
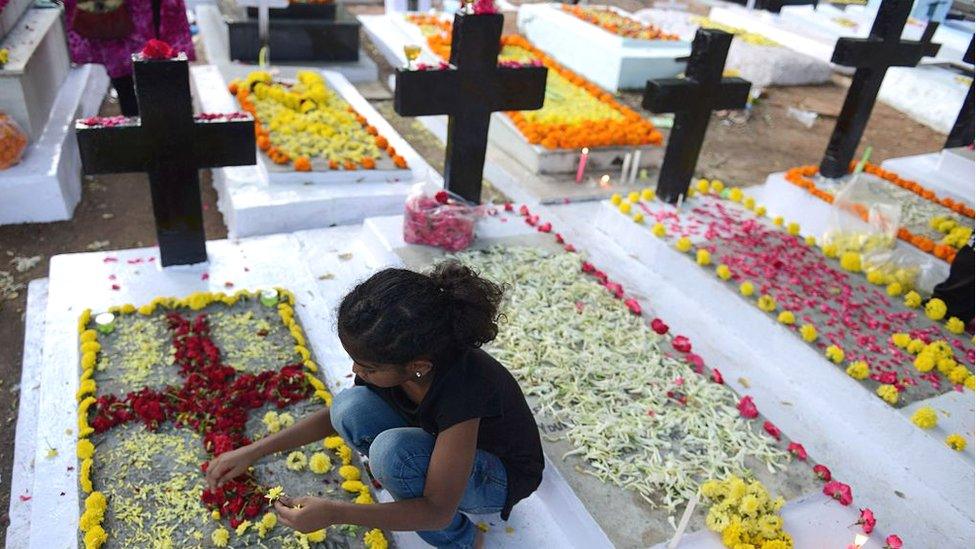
left=63, top=0, right=196, bottom=78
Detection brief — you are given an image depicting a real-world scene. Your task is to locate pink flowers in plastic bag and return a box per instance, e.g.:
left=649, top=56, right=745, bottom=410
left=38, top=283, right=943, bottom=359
left=403, top=184, right=481, bottom=252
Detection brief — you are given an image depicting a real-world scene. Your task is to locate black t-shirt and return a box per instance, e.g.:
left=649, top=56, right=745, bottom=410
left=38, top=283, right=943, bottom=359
left=355, top=348, right=544, bottom=520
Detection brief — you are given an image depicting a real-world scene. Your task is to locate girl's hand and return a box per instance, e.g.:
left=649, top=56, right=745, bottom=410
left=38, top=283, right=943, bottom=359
left=275, top=496, right=338, bottom=533
left=205, top=446, right=258, bottom=491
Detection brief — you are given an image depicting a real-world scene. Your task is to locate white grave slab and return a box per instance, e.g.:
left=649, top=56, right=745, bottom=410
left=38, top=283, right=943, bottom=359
left=191, top=63, right=433, bottom=238
left=752, top=171, right=951, bottom=293
left=11, top=222, right=611, bottom=549
left=0, top=63, right=109, bottom=225
left=876, top=64, right=972, bottom=134
left=882, top=147, right=975, bottom=209
left=590, top=198, right=973, bottom=548
left=0, top=0, right=34, bottom=40
left=634, top=7, right=832, bottom=88
left=516, top=3, right=690, bottom=92
left=194, top=4, right=378, bottom=84
left=0, top=6, right=71, bottom=139
left=360, top=12, right=663, bottom=176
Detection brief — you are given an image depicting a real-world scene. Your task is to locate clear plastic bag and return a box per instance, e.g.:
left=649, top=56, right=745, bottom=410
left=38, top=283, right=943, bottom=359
left=402, top=182, right=483, bottom=252
left=0, top=113, right=28, bottom=170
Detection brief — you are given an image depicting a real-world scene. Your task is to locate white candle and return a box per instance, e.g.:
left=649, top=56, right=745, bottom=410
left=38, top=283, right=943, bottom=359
left=620, top=153, right=632, bottom=183
left=667, top=492, right=700, bottom=549
left=629, top=149, right=642, bottom=184
left=95, top=312, right=116, bottom=334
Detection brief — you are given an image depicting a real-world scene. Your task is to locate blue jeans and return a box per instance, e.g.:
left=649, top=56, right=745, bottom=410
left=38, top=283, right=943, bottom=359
left=330, top=386, right=508, bottom=548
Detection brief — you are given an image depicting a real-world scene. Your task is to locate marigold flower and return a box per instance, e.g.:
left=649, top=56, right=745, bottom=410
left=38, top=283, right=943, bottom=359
left=342, top=479, right=366, bottom=493
left=754, top=205, right=767, bottom=217
left=632, top=212, right=644, bottom=224
left=799, top=324, right=817, bottom=342
left=355, top=488, right=374, bottom=504
left=236, top=520, right=252, bottom=536
left=728, top=188, right=743, bottom=202
left=965, top=376, right=975, bottom=391
left=906, top=338, right=925, bottom=354
left=696, top=249, right=711, bottom=265
left=821, top=243, right=839, bottom=258
left=610, top=193, right=622, bottom=205
left=743, top=197, right=756, bottom=210
left=913, top=353, right=935, bottom=372
left=211, top=509, right=221, bottom=520
left=83, top=525, right=108, bottom=549
left=651, top=222, right=667, bottom=237
left=804, top=235, right=817, bottom=246
left=640, top=188, right=655, bottom=201
left=710, top=179, right=724, bottom=193
left=675, top=237, right=693, bottom=252
left=866, top=270, right=885, bottom=285
left=886, top=282, right=903, bottom=297
left=716, top=264, right=732, bottom=280
left=80, top=458, right=93, bottom=493
left=627, top=191, right=640, bottom=203
left=285, top=451, right=307, bottom=471
left=308, top=529, right=327, bottom=542
left=946, top=434, right=967, bottom=451
left=839, top=252, right=862, bottom=272
left=948, top=365, right=970, bottom=385
left=876, top=384, right=899, bottom=405
left=825, top=345, right=844, bottom=364
left=945, top=317, right=965, bottom=334
left=776, top=311, right=795, bottom=325
left=364, top=528, right=389, bottom=549
left=903, top=291, right=922, bottom=308
left=757, top=295, right=776, bottom=312
left=739, top=281, right=755, bottom=297
left=323, top=435, right=344, bottom=449
left=339, top=464, right=362, bottom=481
left=846, top=361, right=869, bottom=380
left=212, top=527, right=230, bottom=547
left=925, top=298, right=947, bottom=320
left=696, top=179, right=710, bottom=193
left=77, top=439, right=95, bottom=459
left=618, top=202, right=632, bottom=214
left=890, top=333, right=910, bottom=348
left=910, top=406, right=937, bottom=429
left=309, top=452, right=332, bottom=474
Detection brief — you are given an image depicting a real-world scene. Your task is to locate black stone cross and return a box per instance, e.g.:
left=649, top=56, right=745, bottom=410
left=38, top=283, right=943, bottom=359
left=819, top=0, right=940, bottom=178
left=76, top=53, right=255, bottom=267
left=393, top=12, right=547, bottom=203
left=642, top=29, right=751, bottom=203
left=945, top=37, right=974, bottom=149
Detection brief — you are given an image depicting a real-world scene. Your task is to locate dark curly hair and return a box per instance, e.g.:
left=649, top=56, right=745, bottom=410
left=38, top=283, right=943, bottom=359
left=337, top=260, right=504, bottom=366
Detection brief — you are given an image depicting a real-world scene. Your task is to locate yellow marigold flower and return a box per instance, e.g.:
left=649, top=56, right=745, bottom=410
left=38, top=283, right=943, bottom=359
left=342, top=480, right=366, bottom=493
left=804, top=235, right=817, bottom=246
left=77, top=439, right=95, bottom=459
left=309, top=452, right=332, bottom=474
left=696, top=179, right=710, bottom=193
left=78, top=507, right=103, bottom=532
left=675, top=237, right=693, bottom=252
left=308, top=529, right=327, bottom=542
left=799, top=324, right=817, bottom=343
left=78, top=309, right=92, bottom=334
left=80, top=329, right=98, bottom=343
left=188, top=292, right=212, bottom=311
left=777, top=311, right=795, bottom=325
left=85, top=491, right=107, bottom=513
left=925, top=298, right=947, bottom=321
left=710, top=179, right=725, bottom=193
left=627, top=191, right=640, bottom=203
left=738, top=494, right=761, bottom=516
left=821, top=243, right=838, bottom=258
left=355, top=489, right=374, bottom=504
left=263, top=411, right=282, bottom=434
left=261, top=512, right=277, bottom=530
left=946, top=433, right=967, bottom=451
left=364, top=529, right=389, bottom=549
left=949, top=366, right=970, bottom=385
left=338, top=464, right=361, bottom=481
left=285, top=451, right=307, bottom=471
left=743, top=197, right=756, bottom=210
left=610, top=193, right=622, bottom=205
left=618, top=202, right=632, bottom=215
left=212, top=527, right=230, bottom=547
left=80, top=341, right=101, bottom=354
left=119, top=303, right=135, bottom=314
left=338, top=444, right=353, bottom=464
left=76, top=379, right=97, bottom=402
left=728, top=188, right=744, bottom=202
left=81, top=352, right=97, bottom=370
left=236, top=520, right=252, bottom=536
left=138, top=303, right=155, bottom=316
left=866, top=270, right=885, bottom=285
left=696, top=249, right=712, bottom=266
left=914, top=353, right=935, bottom=372
left=904, top=291, right=922, bottom=308
left=706, top=508, right=731, bottom=532
left=721, top=521, right=744, bottom=546
left=315, top=389, right=333, bottom=407
left=739, top=281, right=755, bottom=297
left=761, top=540, right=790, bottom=549
left=906, top=338, right=925, bottom=354
left=278, top=412, right=295, bottom=429
left=303, top=359, right=319, bottom=373
left=937, top=358, right=957, bottom=376
left=839, top=252, right=861, bottom=272
left=80, top=458, right=94, bottom=493
left=876, top=384, right=899, bottom=405
left=754, top=205, right=767, bottom=217
left=641, top=188, right=655, bottom=201
left=825, top=345, right=844, bottom=364
left=324, top=436, right=344, bottom=449
left=83, top=525, right=108, bottom=549
left=885, top=282, right=903, bottom=297
left=305, top=373, right=325, bottom=392
left=265, top=485, right=285, bottom=503
left=911, top=407, right=938, bottom=429
left=846, top=361, right=869, bottom=380
left=946, top=317, right=965, bottom=334
left=651, top=223, right=667, bottom=237
left=211, top=509, right=221, bottom=520
left=757, top=295, right=776, bottom=313
left=716, top=264, right=732, bottom=280
left=772, top=216, right=784, bottom=227
left=632, top=212, right=645, bottom=224
left=966, top=375, right=975, bottom=391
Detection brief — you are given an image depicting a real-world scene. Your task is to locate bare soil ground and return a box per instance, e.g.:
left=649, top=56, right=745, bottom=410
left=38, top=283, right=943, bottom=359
left=0, top=0, right=950, bottom=534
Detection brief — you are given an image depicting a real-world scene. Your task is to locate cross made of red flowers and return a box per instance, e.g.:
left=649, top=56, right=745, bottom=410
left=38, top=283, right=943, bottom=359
left=87, top=312, right=313, bottom=528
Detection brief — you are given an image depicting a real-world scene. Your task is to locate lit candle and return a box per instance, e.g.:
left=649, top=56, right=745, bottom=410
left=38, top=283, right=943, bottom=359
left=676, top=193, right=684, bottom=212
left=599, top=174, right=610, bottom=188
left=847, top=534, right=869, bottom=549
left=639, top=168, right=648, bottom=180
left=95, top=312, right=116, bottom=334
left=620, top=153, right=632, bottom=183
left=629, top=149, right=642, bottom=184
left=403, top=44, right=421, bottom=69
left=575, top=147, right=589, bottom=183
left=260, top=288, right=279, bottom=307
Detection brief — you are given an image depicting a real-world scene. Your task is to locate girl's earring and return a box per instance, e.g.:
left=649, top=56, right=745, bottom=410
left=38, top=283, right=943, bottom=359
left=415, top=372, right=422, bottom=379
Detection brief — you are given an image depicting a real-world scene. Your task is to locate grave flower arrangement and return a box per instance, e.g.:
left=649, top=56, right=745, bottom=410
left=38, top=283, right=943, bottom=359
left=700, top=475, right=792, bottom=548
left=608, top=184, right=974, bottom=422
left=403, top=183, right=482, bottom=252
left=561, top=5, right=679, bottom=41
left=405, top=14, right=662, bottom=150
left=229, top=71, right=408, bottom=172
left=76, top=289, right=388, bottom=549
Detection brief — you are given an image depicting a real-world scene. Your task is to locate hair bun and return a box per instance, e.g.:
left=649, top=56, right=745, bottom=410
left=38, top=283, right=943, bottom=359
left=429, top=261, right=504, bottom=349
